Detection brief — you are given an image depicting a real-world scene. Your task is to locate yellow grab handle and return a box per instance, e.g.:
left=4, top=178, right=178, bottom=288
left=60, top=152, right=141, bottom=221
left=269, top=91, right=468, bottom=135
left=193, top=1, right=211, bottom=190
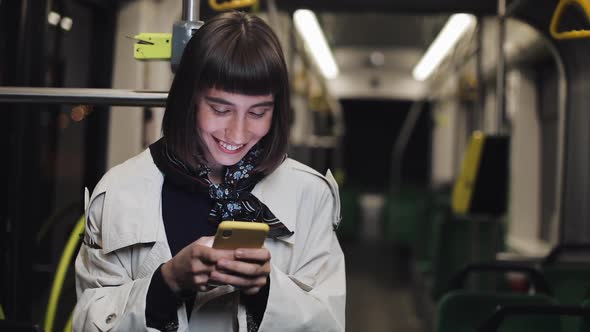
left=63, top=312, right=73, bottom=332
left=550, top=0, right=590, bottom=39
left=208, top=0, right=257, bottom=11
left=44, top=216, right=85, bottom=332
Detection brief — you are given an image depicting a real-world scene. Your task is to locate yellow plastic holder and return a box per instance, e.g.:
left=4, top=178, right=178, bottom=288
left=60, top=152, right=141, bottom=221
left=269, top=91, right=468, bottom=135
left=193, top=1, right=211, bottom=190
left=208, top=0, right=257, bottom=11
left=550, top=0, right=590, bottom=39
left=133, top=33, right=172, bottom=60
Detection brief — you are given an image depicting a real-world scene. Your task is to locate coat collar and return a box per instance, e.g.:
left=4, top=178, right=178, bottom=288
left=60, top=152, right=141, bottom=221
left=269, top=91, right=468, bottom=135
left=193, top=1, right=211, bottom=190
left=101, top=150, right=297, bottom=253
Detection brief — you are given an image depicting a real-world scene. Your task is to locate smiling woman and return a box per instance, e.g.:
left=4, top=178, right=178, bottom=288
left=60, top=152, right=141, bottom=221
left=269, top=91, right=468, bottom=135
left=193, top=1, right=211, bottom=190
left=73, top=11, right=345, bottom=332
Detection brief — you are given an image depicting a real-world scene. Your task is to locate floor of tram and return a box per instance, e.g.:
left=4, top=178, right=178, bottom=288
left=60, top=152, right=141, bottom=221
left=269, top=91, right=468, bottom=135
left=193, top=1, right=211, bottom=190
left=342, top=240, right=425, bottom=332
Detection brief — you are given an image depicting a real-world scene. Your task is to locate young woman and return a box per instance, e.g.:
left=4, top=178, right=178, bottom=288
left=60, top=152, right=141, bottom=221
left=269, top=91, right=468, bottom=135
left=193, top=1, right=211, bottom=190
left=73, top=11, right=345, bottom=332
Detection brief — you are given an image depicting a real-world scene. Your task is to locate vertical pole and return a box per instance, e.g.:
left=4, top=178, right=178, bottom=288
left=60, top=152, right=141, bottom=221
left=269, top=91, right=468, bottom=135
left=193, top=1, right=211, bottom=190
left=182, top=0, right=199, bottom=22
left=496, top=0, right=507, bottom=134
left=172, top=1, right=203, bottom=72
left=476, top=16, right=485, bottom=131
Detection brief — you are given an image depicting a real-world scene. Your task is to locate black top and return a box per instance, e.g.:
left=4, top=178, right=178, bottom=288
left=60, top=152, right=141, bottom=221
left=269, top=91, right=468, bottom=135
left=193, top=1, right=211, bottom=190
left=161, top=179, right=218, bottom=255
left=145, top=176, right=269, bottom=331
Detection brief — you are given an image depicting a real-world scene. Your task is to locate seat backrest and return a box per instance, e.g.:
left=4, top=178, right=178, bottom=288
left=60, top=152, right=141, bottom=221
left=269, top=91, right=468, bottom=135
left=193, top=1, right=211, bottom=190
left=542, top=247, right=590, bottom=332
left=0, top=321, right=44, bottom=332
left=337, top=188, right=361, bottom=241
left=577, top=299, right=590, bottom=332
left=44, top=215, right=85, bottom=332
left=435, top=291, right=560, bottom=332
left=542, top=265, right=590, bottom=305
left=431, top=217, right=503, bottom=299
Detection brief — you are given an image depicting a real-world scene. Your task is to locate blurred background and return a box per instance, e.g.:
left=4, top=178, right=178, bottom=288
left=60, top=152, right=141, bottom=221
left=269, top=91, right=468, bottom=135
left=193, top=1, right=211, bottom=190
left=3, top=0, right=590, bottom=331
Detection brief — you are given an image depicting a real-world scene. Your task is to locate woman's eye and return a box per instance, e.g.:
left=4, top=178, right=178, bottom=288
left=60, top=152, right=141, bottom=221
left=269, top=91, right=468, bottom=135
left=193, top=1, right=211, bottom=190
left=250, top=108, right=271, bottom=118
left=211, top=107, right=229, bottom=115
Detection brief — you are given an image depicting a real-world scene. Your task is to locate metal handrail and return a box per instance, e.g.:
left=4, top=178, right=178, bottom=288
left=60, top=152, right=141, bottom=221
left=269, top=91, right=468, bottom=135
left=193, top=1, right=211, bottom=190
left=0, top=87, right=167, bottom=107
left=390, top=101, right=424, bottom=191
left=478, top=303, right=590, bottom=332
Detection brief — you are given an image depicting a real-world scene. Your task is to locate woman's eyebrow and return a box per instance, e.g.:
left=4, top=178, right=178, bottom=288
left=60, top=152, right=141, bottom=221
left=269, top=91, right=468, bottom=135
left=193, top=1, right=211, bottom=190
left=204, top=96, right=274, bottom=108
left=204, top=96, right=233, bottom=105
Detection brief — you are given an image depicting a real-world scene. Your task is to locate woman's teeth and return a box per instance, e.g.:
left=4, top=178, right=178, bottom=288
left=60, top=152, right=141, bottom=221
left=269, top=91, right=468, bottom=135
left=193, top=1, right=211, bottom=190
left=219, top=141, right=244, bottom=151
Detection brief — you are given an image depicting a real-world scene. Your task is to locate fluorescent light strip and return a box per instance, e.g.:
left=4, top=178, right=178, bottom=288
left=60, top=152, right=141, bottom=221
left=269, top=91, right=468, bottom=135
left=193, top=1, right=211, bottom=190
left=413, top=14, right=476, bottom=81
left=293, top=9, right=339, bottom=79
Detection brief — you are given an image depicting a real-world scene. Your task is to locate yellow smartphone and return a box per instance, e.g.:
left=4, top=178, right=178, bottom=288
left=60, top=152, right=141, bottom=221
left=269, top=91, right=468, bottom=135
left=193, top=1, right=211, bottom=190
left=212, top=221, right=269, bottom=250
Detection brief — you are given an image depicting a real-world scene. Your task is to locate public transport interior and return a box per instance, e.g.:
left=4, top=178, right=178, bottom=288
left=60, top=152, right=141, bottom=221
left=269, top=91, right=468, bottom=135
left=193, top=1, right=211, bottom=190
left=2, top=0, right=590, bottom=331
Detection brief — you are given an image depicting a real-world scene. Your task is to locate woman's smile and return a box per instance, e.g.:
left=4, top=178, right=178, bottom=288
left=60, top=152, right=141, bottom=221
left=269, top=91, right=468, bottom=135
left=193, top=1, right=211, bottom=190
left=214, top=137, right=245, bottom=153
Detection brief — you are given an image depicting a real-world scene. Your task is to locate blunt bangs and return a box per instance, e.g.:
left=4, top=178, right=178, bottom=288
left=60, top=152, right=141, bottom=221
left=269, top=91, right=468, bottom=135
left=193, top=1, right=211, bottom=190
left=197, top=24, right=286, bottom=97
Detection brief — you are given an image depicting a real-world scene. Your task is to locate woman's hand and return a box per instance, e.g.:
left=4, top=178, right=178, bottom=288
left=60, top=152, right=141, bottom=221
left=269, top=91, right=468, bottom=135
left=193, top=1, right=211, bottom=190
left=161, top=236, right=234, bottom=292
left=210, top=248, right=272, bottom=295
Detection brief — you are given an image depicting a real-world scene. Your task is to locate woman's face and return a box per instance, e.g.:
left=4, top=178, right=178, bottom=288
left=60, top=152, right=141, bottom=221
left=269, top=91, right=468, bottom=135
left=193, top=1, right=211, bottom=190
left=197, top=88, right=274, bottom=172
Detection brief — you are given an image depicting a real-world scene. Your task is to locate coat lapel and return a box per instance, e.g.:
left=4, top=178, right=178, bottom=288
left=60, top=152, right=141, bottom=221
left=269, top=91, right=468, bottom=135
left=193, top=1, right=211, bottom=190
left=252, top=160, right=297, bottom=245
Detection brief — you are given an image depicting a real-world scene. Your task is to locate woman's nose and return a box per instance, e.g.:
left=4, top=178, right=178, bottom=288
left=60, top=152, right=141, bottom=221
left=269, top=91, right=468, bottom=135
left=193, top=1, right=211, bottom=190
left=226, top=116, right=247, bottom=144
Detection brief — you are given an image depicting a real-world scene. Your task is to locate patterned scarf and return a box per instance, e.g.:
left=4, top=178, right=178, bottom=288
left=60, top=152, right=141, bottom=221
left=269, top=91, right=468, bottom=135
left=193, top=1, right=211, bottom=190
left=149, top=138, right=293, bottom=239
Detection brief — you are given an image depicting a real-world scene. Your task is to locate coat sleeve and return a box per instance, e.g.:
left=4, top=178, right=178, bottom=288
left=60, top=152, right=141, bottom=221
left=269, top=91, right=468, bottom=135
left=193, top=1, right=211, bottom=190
left=73, top=193, right=160, bottom=332
left=259, top=182, right=346, bottom=332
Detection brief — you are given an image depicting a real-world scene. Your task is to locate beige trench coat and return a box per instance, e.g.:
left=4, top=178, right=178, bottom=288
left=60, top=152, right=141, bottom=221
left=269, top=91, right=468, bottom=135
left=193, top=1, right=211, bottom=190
left=73, top=149, right=346, bottom=331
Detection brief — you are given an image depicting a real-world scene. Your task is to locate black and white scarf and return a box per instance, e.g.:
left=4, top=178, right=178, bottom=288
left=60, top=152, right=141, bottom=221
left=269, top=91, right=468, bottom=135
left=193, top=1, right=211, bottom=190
left=150, top=138, right=293, bottom=239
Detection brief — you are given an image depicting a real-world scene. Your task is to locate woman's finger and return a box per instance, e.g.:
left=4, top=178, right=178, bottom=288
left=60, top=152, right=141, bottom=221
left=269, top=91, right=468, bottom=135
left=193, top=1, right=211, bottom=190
left=210, top=270, right=268, bottom=289
left=192, top=273, right=210, bottom=285
left=216, top=259, right=269, bottom=277
left=193, top=244, right=234, bottom=264
left=234, top=248, right=271, bottom=263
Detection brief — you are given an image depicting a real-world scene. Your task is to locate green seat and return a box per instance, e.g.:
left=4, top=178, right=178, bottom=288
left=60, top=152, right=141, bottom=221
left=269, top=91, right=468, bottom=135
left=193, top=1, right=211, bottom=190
left=435, top=291, right=560, bottom=332
left=541, top=263, right=590, bottom=305
left=579, top=299, right=590, bottom=332
left=446, top=261, right=553, bottom=297
left=415, top=190, right=451, bottom=274
left=477, top=300, right=590, bottom=332
left=382, top=185, right=429, bottom=246
left=44, top=216, right=84, bottom=332
left=431, top=216, right=504, bottom=299
left=542, top=265, right=590, bottom=331
left=541, top=244, right=590, bottom=331
left=0, top=321, right=44, bottom=332
left=337, top=188, right=361, bottom=241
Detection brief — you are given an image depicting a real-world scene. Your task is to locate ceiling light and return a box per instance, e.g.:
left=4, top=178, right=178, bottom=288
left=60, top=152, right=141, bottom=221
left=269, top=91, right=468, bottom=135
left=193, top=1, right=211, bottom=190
left=48, top=11, right=61, bottom=26
left=293, top=9, right=339, bottom=79
left=60, top=17, right=73, bottom=31
left=412, top=14, right=476, bottom=81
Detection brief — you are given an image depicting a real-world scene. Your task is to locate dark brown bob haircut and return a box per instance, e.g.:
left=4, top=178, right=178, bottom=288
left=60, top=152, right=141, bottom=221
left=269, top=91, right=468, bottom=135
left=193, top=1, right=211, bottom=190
left=162, top=11, right=290, bottom=175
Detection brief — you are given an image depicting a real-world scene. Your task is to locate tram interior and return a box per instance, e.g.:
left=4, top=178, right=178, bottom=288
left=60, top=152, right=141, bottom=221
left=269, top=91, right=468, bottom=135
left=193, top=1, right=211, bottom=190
left=3, top=0, right=590, bottom=331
